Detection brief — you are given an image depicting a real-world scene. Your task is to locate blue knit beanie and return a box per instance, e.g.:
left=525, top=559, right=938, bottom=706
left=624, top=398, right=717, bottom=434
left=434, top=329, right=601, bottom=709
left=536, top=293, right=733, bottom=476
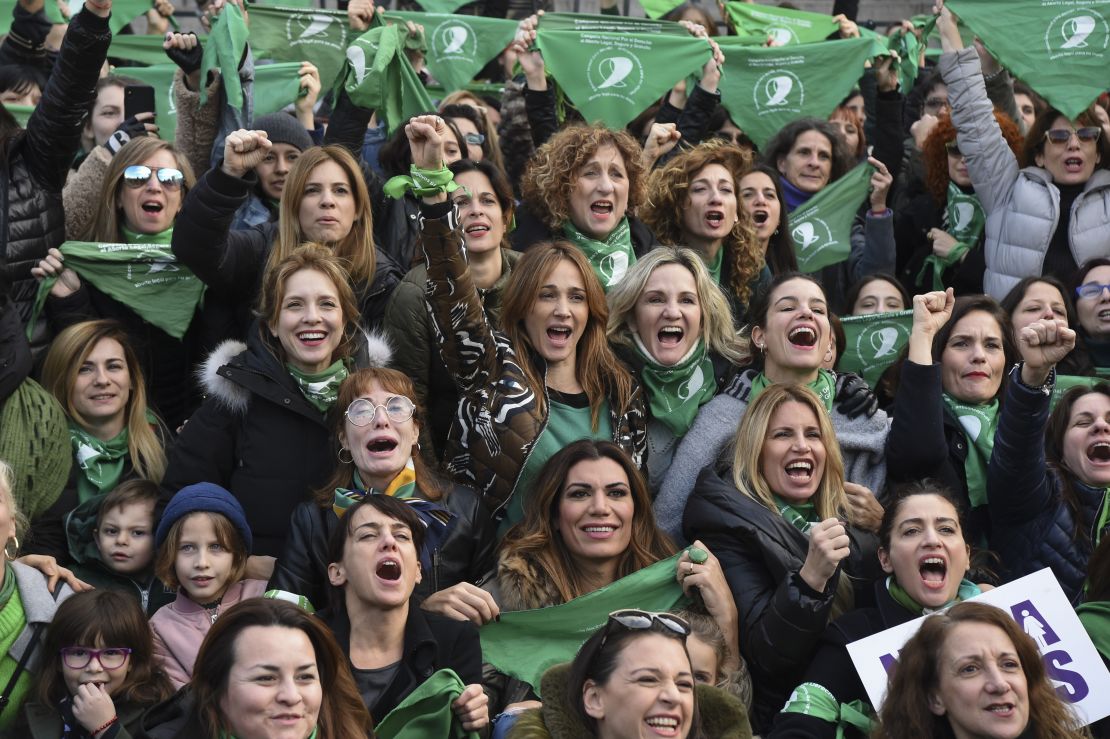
left=155, top=482, right=253, bottom=553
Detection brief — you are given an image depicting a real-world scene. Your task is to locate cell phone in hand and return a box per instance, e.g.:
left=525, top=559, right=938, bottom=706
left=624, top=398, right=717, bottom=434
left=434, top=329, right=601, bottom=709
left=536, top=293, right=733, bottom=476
left=123, top=85, right=156, bottom=121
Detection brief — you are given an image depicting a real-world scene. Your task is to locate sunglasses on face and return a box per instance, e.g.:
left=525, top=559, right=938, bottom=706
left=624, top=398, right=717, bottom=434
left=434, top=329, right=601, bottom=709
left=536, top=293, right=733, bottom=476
left=122, top=165, right=185, bottom=190
left=945, top=140, right=963, bottom=158
left=1044, top=126, right=1101, bottom=145
left=464, top=132, right=486, bottom=146
left=345, top=396, right=416, bottom=426
left=60, top=647, right=132, bottom=671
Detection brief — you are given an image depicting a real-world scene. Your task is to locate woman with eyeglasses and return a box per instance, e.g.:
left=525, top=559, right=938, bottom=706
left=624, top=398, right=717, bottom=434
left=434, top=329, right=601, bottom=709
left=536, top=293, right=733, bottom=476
left=507, top=610, right=753, bottom=739
left=1069, top=258, right=1110, bottom=372
left=31, top=137, right=209, bottom=429
left=935, top=1, right=1110, bottom=298
left=163, top=245, right=390, bottom=564
left=270, top=367, right=496, bottom=615
left=440, top=102, right=508, bottom=178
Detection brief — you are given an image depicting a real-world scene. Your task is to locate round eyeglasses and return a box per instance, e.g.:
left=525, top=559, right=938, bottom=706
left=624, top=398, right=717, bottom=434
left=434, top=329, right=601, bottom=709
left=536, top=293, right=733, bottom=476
left=345, top=396, right=416, bottom=426
left=60, top=647, right=132, bottom=670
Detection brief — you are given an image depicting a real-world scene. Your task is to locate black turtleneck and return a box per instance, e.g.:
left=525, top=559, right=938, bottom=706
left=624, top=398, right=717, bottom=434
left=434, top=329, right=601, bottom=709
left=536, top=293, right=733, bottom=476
left=1043, top=182, right=1083, bottom=281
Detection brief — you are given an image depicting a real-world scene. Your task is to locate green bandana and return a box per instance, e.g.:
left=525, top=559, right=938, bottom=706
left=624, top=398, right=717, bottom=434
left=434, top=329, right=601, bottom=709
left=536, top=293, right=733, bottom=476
left=838, top=310, right=913, bottom=389
left=286, top=360, right=348, bottom=413
left=722, top=1, right=839, bottom=45
left=383, top=164, right=461, bottom=200
left=780, top=682, right=873, bottom=739
left=561, top=217, right=635, bottom=291
left=886, top=575, right=982, bottom=616
left=334, top=465, right=420, bottom=517
left=1, top=103, right=32, bottom=128
left=538, top=12, right=686, bottom=35
left=948, top=0, right=1110, bottom=119
left=480, top=551, right=691, bottom=696
left=411, top=0, right=471, bottom=12
left=637, top=0, right=685, bottom=20
left=535, top=29, right=712, bottom=129
left=749, top=368, right=837, bottom=411
left=706, top=246, right=724, bottom=285
left=382, top=12, right=518, bottom=95
left=1093, top=489, right=1110, bottom=549
left=109, top=34, right=209, bottom=67
left=774, top=494, right=820, bottom=535
left=253, top=62, right=310, bottom=117
left=375, top=669, right=479, bottom=739
left=942, top=394, right=999, bottom=509
left=69, top=423, right=129, bottom=504
left=120, top=226, right=174, bottom=245
left=198, top=2, right=249, bottom=109
left=918, top=183, right=986, bottom=291
left=248, top=6, right=351, bottom=90
left=885, top=26, right=924, bottom=96
left=1076, top=601, right=1110, bottom=661
left=783, top=161, right=876, bottom=272
left=715, top=37, right=873, bottom=149
left=119, top=64, right=179, bottom=141
left=632, top=337, right=717, bottom=437
left=342, top=24, right=436, bottom=134
left=28, top=241, right=206, bottom=341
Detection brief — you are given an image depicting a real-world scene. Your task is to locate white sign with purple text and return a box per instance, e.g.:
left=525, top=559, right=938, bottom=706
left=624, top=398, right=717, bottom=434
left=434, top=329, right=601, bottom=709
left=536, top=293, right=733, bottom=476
left=846, top=568, right=1110, bottom=726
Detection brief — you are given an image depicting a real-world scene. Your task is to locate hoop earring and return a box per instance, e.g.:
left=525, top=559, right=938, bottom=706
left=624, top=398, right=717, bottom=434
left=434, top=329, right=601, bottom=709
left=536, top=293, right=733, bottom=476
left=337, top=447, right=354, bottom=465
left=4, top=536, right=19, bottom=561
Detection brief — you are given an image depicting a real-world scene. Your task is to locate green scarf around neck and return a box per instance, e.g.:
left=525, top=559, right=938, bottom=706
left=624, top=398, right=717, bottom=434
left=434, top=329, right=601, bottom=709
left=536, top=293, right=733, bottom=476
left=0, top=562, right=16, bottom=611
left=1093, top=489, right=1110, bottom=550
left=887, top=574, right=982, bottom=616
left=561, top=217, right=635, bottom=291
left=749, top=368, right=836, bottom=411
left=916, top=183, right=985, bottom=291
left=120, top=224, right=174, bottom=245
left=286, top=360, right=349, bottom=414
left=632, top=335, right=717, bottom=438
left=68, top=422, right=130, bottom=504
left=706, top=245, right=724, bottom=284
left=222, top=730, right=317, bottom=739
left=774, top=494, right=820, bottom=535
left=942, top=393, right=998, bottom=508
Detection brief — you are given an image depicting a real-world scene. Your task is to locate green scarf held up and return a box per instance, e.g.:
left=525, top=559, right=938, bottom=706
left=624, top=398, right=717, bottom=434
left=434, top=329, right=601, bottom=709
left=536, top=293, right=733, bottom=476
left=774, top=495, right=820, bottom=535
left=375, top=669, right=479, bottom=739
left=286, top=360, right=349, bottom=414
left=561, top=218, right=635, bottom=291
left=68, top=423, right=129, bottom=505
left=632, top=336, right=717, bottom=438
left=942, top=393, right=999, bottom=509
left=722, top=1, right=839, bottom=45
left=780, top=682, right=873, bottom=739
left=198, top=1, right=249, bottom=108
left=749, top=368, right=836, bottom=411
left=917, top=183, right=986, bottom=291
left=886, top=575, right=982, bottom=616
left=342, top=24, right=436, bottom=135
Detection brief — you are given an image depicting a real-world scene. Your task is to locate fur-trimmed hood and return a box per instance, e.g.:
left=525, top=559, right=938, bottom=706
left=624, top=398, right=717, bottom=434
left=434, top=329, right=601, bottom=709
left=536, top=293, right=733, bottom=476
left=493, top=547, right=563, bottom=612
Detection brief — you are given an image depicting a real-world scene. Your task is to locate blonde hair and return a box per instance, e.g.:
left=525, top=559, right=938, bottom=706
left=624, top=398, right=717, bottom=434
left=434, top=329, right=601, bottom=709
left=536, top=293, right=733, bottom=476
left=40, top=321, right=166, bottom=483
left=606, top=246, right=748, bottom=366
left=730, top=383, right=849, bottom=523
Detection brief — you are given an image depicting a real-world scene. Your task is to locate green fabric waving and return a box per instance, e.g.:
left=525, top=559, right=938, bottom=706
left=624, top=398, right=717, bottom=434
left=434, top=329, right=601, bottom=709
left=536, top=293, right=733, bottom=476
left=343, top=24, right=435, bottom=134
left=110, top=34, right=209, bottom=67
left=69, top=422, right=129, bottom=504
left=27, top=241, right=205, bottom=341
left=375, top=669, right=478, bottom=739
left=411, top=0, right=472, bottom=12
left=786, top=161, right=875, bottom=272
left=633, top=337, right=717, bottom=437
left=942, top=394, right=999, bottom=509
left=253, top=62, right=309, bottom=116
left=480, top=552, right=689, bottom=696
left=947, top=0, right=1110, bottom=120
left=561, top=217, right=635, bottom=290
left=46, top=0, right=152, bottom=34
left=286, top=360, right=348, bottom=413
left=780, top=682, right=873, bottom=738
left=722, top=2, right=839, bottom=46
left=536, top=29, right=712, bottom=129
left=122, top=65, right=179, bottom=142
left=198, top=2, right=249, bottom=108
left=838, top=310, right=913, bottom=388
left=638, top=0, right=685, bottom=21
left=749, top=368, right=836, bottom=410
left=538, top=12, right=686, bottom=35
left=383, top=12, right=518, bottom=96
left=716, top=37, right=873, bottom=149
left=918, top=183, right=986, bottom=291
left=249, top=6, right=351, bottom=90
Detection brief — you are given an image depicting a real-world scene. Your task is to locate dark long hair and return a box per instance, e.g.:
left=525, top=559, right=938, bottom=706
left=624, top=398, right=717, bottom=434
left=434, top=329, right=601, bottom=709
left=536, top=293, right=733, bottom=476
left=1045, top=381, right=1110, bottom=547
left=930, top=295, right=1017, bottom=401
left=745, top=164, right=799, bottom=275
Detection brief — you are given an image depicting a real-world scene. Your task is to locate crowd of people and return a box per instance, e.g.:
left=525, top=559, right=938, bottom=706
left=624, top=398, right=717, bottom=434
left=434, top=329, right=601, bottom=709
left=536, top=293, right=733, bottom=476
left=0, top=0, right=1109, bottom=736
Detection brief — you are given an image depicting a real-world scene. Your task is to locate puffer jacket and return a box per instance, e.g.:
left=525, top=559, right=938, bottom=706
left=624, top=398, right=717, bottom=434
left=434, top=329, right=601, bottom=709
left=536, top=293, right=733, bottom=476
left=422, top=200, right=647, bottom=519
left=941, top=48, right=1110, bottom=299
left=162, top=329, right=392, bottom=556
left=383, top=248, right=522, bottom=460
left=507, top=663, right=753, bottom=739
left=268, top=480, right=497, bottom=611
left=0, top=8, right=110, bottom=346
left=987, top=366, right=1106, bottom=603
left=683, top=468, right=881, bottom=734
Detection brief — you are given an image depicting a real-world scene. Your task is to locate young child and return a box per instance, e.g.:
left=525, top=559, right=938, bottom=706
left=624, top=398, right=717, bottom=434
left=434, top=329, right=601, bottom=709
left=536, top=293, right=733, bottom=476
left=149, top=483, right=266, bottom=689
left=64, top=480, right=174, bottom=617
left=17, top=589, right=173, bottom=738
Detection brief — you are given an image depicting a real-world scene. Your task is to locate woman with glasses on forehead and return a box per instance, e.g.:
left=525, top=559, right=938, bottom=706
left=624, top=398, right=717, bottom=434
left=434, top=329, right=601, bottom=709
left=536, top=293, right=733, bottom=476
left=935, top=0, right=1110, bottom=298
left=270, top=367, right=496, bottom=614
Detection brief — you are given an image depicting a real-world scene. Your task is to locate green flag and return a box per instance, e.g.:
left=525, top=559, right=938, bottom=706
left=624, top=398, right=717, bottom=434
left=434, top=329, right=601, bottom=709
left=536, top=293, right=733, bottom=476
left=382, top=11, right=517, bottom=96
left=1050, top=375, right=1105, bottom=410
left=788, top=161, right=874, bottom=272
left=838, top=310, right=912, bottom=388
left=249, top=6, right=351, bottom=90
left=948, top=0, right=1110, bottom=119
left=723, top=1, right=839, bottom=46
left=716, top=37, right=873, bottom=148
left=198, top=1, right=248, bottom=108
left=375, top=669, right=478, bottom=739
left=535, top=30, right=711, bottom=129
left=885, top=27, right=923, bottom=95
left=343, top=24, right=435, bottom=133
left=253, top=62, right=308, bottom=116
left=539, top=11, right=686, bottom=35
left=2, top=103, right=33, bottom=128
left=411, top=0, right=472, bottom=13
left=638, top=0, right=684, bottom=20
left=110, top=33, right=208, bottom=66
left=122, top=64, right=179, bottom=141
left=479, top=553, right=688, bottom=696
left=27, top=242, right=205, bottom=340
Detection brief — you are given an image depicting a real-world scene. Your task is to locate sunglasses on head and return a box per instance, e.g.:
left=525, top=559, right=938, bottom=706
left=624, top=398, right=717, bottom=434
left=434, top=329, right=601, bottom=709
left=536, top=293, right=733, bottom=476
left=1044, top=126, right=1101, bottom=145
left=122, top=165, right=185, bottom=190
left=599, top=609, right=690, bottom=647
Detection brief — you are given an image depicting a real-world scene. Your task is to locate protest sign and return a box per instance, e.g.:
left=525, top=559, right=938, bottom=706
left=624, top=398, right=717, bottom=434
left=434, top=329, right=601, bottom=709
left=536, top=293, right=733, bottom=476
left=786, top=161, right=874, bottom=272
left=838, top=310, right=912, bottom=388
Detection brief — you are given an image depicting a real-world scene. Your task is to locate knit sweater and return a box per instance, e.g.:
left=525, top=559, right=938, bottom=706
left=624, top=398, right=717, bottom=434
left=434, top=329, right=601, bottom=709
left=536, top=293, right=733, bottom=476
left=0, top=586, right=29, bottom=730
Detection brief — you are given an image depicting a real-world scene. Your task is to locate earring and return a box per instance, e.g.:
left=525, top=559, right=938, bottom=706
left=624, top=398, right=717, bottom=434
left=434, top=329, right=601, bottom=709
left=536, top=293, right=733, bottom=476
left=4, top=536, right=19, bottom=561
left=337, top=447, right=353, bottom=465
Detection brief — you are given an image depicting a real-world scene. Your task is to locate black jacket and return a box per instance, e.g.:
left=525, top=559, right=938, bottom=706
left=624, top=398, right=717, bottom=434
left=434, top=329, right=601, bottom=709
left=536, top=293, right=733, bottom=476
left=269, top=481, right=497, bottom=611
left=894, top=190, right=986, bottom=297
left=683, top=468, right=881, bottom=734
left=320, top=601, right=482, bottom=723
left=137, top=688, right=206, bottom=739
left=0, top=294, right=31, bottom=402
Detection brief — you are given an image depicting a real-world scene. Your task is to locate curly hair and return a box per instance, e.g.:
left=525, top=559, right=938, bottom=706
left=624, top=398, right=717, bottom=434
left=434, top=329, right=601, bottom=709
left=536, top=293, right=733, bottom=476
left=521, top=124, right=647, bottom=231
left=641, top=140, right=764, bottom=306
left=923, top=112, right=1024, bottom=203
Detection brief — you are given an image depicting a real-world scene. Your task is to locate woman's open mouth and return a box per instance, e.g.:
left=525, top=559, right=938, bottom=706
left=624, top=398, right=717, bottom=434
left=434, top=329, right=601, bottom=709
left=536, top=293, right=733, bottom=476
left=657, top=326, right=684, bottom=346
left=788, top=326, right=818, bottom=348
left=752, top=209, right=769, bottom=225
left=784, top=459, right=814, bottom=481
left=366, top=437, right=399, bottom=455
left=919, top=556, right=948, bottom=590
left=296, top=330, right=327, bottom=346
left=547, top=326, right=573, bottom=347
left=704, top=210, right=725, bottom=229
left=1086, top=441, right=1110, bottom=463
left=141, top=201, right=164, bottom=214
left=590, top=200, right=614, bottom=217
left=376, top=558, right=401, bottom=581
left=644, top=714, right=682, bottom=736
